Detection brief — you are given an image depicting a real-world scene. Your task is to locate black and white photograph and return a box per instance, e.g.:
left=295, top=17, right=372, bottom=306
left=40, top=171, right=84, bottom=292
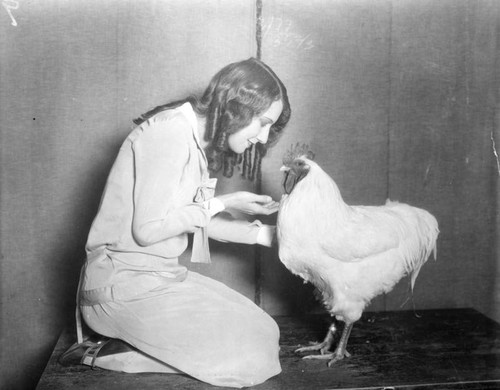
left=1, top=1, right=499, bottom=389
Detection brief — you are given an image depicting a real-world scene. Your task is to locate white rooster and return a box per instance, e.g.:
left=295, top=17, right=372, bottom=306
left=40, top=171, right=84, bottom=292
left=276, top=144, right=439, bottom=366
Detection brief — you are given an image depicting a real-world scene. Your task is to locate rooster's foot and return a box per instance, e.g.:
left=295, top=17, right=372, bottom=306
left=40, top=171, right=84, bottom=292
left=301, top=348, right=351, bottom=366
left=327, top=349, right=351, bottom=366
left=295, top=323, right=337, bottom=355
left=295, top=341, right=331, bottom=355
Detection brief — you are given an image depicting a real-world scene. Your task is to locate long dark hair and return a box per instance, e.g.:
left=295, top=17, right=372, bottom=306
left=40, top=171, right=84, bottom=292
left=133, top=58, right=291, bottom=180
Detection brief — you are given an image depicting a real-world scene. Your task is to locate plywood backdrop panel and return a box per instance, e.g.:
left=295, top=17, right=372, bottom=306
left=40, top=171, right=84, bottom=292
left=0, top=1, right=256, bottom=388
left=386, top=0, right=499, bottom=315
left=259, top=0, right=392, bottom=315
left=258, top=0, right=498, bottom=318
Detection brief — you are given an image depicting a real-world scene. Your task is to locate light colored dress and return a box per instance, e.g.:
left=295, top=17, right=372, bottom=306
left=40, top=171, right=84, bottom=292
left=79, top=103, right=281, bottom=388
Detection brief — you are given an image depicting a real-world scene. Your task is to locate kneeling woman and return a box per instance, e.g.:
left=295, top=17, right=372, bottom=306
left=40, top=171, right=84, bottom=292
left=77, top=58, right=291, bottom=388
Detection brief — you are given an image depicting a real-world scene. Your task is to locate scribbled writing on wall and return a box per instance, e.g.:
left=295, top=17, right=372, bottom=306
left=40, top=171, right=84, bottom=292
left=262, top=17, right=314, bottom=51
left=3, top=0, right=19, bottom=26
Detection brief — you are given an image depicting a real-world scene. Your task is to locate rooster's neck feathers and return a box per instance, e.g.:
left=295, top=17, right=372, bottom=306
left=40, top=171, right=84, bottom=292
left=297, top=160, right=345, bottom=203
left=284, top=159, right=352, bottom=223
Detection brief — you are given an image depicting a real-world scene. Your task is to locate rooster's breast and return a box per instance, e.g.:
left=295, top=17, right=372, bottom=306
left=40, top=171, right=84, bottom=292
left=277, top=195, right=335, bottom=283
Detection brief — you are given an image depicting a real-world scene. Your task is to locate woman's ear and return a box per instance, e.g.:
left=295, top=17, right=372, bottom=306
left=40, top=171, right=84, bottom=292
left=222, top=100, right=253, bottom=134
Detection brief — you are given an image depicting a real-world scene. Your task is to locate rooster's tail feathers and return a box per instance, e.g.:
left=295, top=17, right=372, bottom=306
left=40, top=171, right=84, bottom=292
left=406, top=211, right=439, bottom=291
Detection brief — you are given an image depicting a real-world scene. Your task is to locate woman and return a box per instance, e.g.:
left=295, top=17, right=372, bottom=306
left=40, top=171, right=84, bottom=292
left=76, top=58, right=291, bottom=388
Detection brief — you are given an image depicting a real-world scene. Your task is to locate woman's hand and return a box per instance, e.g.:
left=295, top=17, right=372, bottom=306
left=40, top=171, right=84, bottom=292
left=217, top=191, right=280, bottom=215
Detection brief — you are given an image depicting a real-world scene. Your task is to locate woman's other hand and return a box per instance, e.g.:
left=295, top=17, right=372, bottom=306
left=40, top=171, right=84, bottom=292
left=217, top=192, right=279, bottom=215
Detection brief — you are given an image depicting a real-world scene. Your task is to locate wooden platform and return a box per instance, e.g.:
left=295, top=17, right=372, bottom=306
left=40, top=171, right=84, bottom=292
left=37, top=308, right=500, bottom=389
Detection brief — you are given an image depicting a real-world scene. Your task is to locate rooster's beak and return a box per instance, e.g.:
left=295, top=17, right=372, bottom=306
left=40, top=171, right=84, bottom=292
left=280, top=165, right=290, bottom=172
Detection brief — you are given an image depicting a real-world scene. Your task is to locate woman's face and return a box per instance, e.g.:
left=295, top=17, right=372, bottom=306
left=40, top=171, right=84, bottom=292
left=227, top=99, right=284, bottom=154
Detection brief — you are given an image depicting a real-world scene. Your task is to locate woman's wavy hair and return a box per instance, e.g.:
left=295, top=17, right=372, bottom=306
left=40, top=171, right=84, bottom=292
left=133, top=58, right=291, bottom=180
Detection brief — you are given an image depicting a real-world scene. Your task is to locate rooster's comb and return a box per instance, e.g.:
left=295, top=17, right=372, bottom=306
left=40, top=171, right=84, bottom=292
left=282, top=143, right=315, bottom=166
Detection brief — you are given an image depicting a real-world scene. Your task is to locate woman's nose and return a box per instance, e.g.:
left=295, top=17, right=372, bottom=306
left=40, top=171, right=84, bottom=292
left=256, top=125, right=271, bottom=144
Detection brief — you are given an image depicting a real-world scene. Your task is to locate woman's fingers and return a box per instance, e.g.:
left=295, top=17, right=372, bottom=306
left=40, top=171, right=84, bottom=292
left=217, top=192, right=280, bottom=215
left=261, top=200, right=280, bottom=214
left=244, top=193, right=273, bottom=204
left=247, top=200, right=279, bottom=215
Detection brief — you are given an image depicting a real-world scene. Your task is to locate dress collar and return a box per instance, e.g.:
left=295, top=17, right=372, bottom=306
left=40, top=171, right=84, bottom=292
left=178, top=102, right=200, bottom=141
left=178, top=102, right=209, bottom=168
left=178, top=102, right=208, bottom=174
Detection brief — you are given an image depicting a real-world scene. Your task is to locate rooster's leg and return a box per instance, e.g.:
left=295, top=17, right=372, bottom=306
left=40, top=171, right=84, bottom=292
left=300, top=322, right=354, bottom=366
left=327, top=322, right=353, bottom=366
left=295, top=323, right=337, bottom=355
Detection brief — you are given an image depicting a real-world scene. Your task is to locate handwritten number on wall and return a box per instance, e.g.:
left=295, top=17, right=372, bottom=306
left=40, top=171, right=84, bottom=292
left=3, top=0, right=19, bottom=27
left=262, top=17, right=314, bottom=51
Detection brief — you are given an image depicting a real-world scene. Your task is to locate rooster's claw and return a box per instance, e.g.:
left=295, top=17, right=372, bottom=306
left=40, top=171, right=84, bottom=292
left=327, top=350, right=351, bottom=366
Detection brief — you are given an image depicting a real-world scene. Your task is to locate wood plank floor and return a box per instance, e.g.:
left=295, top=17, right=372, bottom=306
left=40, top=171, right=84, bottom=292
left=37, top=308, right=500, bottom=389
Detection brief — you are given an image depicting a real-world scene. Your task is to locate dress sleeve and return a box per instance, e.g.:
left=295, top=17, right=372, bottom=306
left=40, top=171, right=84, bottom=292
left=207, top=212, right=261, bottom=245
left=131, top=116, right=211, bottom=246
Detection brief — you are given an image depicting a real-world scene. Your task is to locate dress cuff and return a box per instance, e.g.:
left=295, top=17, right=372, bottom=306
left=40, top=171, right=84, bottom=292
left=256, top=225, right=276, bottom=247
left=202, top=197, right=226, bottom=217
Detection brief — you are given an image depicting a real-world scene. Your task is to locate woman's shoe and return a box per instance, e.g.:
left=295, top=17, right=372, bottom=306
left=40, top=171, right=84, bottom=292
left=59, top=336, right=136, bottom=368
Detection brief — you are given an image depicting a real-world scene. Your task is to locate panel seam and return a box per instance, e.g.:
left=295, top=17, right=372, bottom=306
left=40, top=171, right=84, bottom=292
left=254, top=0, right=263, bottom=306
left=384, top=0, right=394, bottom=311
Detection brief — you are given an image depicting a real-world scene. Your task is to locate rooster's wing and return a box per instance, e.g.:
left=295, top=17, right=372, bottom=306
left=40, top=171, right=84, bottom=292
left=320, top=205, right=405, bottom=263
